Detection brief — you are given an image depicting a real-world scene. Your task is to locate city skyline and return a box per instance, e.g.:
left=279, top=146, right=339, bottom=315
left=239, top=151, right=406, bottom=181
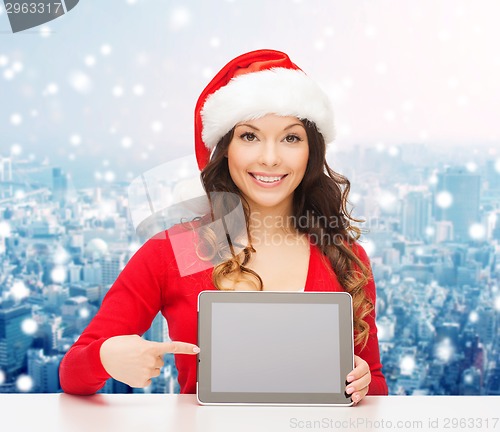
left=1, top=142, right=499, bottom=395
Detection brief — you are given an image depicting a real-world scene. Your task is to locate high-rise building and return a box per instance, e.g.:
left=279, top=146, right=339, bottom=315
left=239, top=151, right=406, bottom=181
left=485, top=159, right=500, bottom=191
left=0, top=301, right=33, bottom=379
left=401, top=190, right=432, bottom=241
left=0, top=157, right=13, bottom=199
left=100, top=252, right=127, bottom=286
left=61, top=296, right=95, bottom=334
left=52, top=167, right=68, bottom=204
left=82, top=261, right=102, bottom=285
left=67, top=263, right=82, bottom=283
left=27, top=349, right=62, bottom=392
left=435, top=167, right=480, bottom=241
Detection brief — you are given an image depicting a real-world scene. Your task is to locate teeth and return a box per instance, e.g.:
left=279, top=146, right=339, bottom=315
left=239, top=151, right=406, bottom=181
left=253, top=175, right=283, bottom=183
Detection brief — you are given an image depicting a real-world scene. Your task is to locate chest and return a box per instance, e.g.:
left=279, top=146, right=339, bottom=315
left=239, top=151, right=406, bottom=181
left=219, top=240, right=311, bottom=291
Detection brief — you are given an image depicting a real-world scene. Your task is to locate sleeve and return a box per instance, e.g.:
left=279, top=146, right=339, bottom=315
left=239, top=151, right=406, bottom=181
left=58, top=235, right=168, bottom=395
left=352, top=242, right=389, bottom=396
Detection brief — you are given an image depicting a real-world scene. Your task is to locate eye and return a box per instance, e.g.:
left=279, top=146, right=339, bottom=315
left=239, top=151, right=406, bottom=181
left=284, top=134, right=301, bottom=143
left=240, top=132, right=257, bottom=142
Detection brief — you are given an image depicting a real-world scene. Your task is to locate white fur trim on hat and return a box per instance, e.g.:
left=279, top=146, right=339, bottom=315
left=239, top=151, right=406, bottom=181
left=200, top=67, right=335, bottom=150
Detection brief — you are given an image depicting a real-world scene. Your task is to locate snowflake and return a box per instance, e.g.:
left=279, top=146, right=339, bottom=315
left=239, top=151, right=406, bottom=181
left=69, top=71, right=92, bottom=94
left=133, top=84, right=144, bottom=96
left=400, top=355, right=415, bottom=376
left=21, top=318, right=38, bottom=335
left=11, top=281, right=29, bottom=300
left=112, top=85, right=124, bottom=97
left=101, top=44, right=112, bottom=56
left=436, top=338, right=454, bottom=362
left=51, top=266, right=66, bottom=284
left=10, top=113, right=22, bottom=126
left=16, top=375, right=34, bottom=392
left=70, top=134, right=82, bottom=146
left=84, top=55, right=96, bottom=67
left=121, top=137, right=133, bottom=148
left=435, top=191, right=453, bottom=209
left=469, top=223, right=485, bottom=241
left=169, top=7, right=191, bottom=31
left=0, top=221, right=11, bottom=237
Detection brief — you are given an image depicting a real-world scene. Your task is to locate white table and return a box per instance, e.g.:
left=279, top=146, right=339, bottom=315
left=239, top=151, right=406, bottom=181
left=1, top=394, right=499, bottom=432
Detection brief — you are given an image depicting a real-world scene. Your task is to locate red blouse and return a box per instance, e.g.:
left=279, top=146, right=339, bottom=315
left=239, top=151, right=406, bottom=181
left=59, top=230, right=388, bottom=396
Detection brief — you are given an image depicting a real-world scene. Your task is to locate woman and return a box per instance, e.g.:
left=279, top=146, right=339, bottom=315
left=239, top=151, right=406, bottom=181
left=59, top=49, right=388, bottom=402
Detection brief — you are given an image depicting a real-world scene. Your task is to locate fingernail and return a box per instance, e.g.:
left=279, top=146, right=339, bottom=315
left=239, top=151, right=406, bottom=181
left=193, top=347, right=200, bottom=353
left=353, top=395, right=360, bottom=403
left=346, top=386, right=354, bottom=394
left=347, top=375, right=354, bottom=382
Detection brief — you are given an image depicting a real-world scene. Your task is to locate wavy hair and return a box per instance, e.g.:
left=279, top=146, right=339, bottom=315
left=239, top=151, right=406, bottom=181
left=199, top=120, right=373, bottom=348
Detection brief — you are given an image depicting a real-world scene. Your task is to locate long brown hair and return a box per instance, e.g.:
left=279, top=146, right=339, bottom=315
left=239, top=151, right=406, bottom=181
left=200, top=119, right=373, bottom=348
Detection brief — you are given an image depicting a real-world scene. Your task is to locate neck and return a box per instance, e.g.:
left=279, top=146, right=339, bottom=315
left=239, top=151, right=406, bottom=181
left=247, top=201, right=297, bottom=238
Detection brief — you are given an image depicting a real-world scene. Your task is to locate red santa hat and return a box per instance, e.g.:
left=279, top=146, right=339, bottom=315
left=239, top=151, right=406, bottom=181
left=194, top=49, right=335, bottom=170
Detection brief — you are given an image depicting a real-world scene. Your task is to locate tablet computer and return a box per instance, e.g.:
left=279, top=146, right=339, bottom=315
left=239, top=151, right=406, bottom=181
left=197, top=291, right=354, bottom=406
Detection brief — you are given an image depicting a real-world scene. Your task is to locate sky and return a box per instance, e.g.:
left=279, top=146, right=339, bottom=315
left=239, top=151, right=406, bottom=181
left=1, top=0, right=499, bottom=186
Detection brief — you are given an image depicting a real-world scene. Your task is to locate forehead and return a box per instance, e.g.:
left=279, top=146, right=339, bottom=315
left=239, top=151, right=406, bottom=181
left=235, top=114, right=304, bottom=129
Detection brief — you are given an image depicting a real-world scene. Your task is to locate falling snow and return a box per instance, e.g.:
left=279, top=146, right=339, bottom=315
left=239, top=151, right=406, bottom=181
left=21, top=318, right=38, bottom=335
left=69, top=71, right=92, bottom=94
left=51, top=266, right=66, bottom=284
left=121, top=137, right=133, bottom=148
left=70, top=135, right=82, bottom=146
left=100, top=44, right=112, bottom=56
left=169, top=7, right=191, bottom=31
left=436, top=338, right=454, bottom=362
left=112, top=86, right=124, bottom=97
left=16, top=375, right=34, bottom=392
left=0, top=221, right=11, bottom=237
left=84, top=55, right=96, bottom=67
left=400, top=355, right=416, bottom=375
left=10, top=113, right=22, bottom=125
left=469, top=223, right=486, bottom=241
left=10, top=281, right=30, bottom=300
left=435, top=191, right=453, bottom=209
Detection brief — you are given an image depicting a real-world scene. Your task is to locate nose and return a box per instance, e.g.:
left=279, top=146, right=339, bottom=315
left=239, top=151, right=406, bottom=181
left=258, top=141, right=281, bottom=167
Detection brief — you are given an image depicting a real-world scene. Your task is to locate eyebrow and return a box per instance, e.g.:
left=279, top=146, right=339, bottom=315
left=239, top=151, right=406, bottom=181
left=235, top=122, right=305, bottom=132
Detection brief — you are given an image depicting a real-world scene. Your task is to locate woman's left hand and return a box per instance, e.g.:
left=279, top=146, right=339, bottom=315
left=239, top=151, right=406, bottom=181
left=345, top=355, right=371, bottom=405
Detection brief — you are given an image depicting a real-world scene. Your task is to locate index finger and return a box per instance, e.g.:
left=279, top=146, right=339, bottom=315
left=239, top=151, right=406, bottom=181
left=155, top=341, right=200, bottom=355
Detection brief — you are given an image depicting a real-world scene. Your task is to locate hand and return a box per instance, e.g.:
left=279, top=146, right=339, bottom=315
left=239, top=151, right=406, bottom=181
left=100, top=334, right=200, bottom=388
left=345, top=355, right=371, bottom=405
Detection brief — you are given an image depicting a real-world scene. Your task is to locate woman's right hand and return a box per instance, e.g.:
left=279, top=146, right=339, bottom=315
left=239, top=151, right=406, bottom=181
left=100, top=334, right=200, bottom=388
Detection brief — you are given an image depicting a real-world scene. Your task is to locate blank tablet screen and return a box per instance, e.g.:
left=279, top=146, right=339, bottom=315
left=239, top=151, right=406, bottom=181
left=197, top=291, right=354, bottom=405
left=211, top=302, right=340, bottom=393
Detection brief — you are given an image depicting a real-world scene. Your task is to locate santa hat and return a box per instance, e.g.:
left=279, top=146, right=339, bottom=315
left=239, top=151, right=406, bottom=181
left=194, top=49, right=335, bottom=170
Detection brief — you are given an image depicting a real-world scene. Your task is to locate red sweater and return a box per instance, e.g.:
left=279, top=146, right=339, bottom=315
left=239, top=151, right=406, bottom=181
left=59, top=230, right=388, bottom=396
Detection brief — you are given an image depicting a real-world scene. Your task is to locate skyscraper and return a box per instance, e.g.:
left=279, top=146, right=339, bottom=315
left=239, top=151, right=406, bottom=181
left=402, top=190, right=432, bottom=241
left=0, top=301, right=33, bottom=379
left=27, top=349, right=62, bottom=392
left=100, top=252, right=126, bottom=286
left=435, top=167, right=480, bottom=242
left=52, top=167, right=68, bottom=204
left=0, top=157, right=13, bottom=199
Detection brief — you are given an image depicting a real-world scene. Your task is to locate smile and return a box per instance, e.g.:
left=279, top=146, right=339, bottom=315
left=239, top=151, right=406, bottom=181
left=250, top=173, right=287, bottom=184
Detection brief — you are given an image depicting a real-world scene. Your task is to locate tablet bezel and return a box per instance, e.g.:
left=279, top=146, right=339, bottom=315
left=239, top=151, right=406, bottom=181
left=197, top=291, right=354, bottom=406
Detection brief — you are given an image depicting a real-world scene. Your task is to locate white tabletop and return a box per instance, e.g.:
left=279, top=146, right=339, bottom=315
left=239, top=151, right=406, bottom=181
left=1, top=394, right=499, bottom=432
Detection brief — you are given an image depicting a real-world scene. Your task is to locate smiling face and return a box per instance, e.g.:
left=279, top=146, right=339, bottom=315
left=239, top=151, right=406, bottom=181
left=227, top=114, right=309, bottom=215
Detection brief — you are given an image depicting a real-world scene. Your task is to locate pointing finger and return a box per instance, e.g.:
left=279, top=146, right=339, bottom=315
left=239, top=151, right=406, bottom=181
left=153, top=341, right=200, bottom=355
